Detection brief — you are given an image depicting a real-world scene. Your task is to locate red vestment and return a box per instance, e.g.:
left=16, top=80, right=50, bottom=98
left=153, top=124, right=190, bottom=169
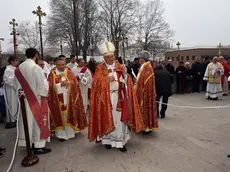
left=48, top=68, right=87, bottom=132
left=135, top=62, right=159, bottom=130
left=221, top=61, right=229, bottom=87
left=88, top=61, right=144, bottom=142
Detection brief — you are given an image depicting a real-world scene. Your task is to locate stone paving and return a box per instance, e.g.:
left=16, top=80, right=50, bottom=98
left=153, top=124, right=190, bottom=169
left=1, top=93, right=230, bottom=172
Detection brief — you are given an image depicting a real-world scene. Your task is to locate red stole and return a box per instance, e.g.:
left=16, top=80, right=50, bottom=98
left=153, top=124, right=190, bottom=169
left=15, top=67, right=50, bottom=139
left=77, top=66, right=88, bottom=81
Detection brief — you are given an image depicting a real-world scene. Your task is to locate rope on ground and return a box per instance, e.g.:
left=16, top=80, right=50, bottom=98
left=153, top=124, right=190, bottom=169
left=156, top=101, right=230, bottom=109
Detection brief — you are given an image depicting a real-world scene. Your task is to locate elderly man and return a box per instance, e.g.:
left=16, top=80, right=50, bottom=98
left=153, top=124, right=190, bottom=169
left=88, top=41, right=144, bottom=152
left=165, top=59, right=175, bottom=83
left=135, top=51, right=159, bottom=134
left=219, top=56, right=229, bottom=96
left=48, top=57, right=87, bottom=141
left=203, top=56, right=224, bottom=100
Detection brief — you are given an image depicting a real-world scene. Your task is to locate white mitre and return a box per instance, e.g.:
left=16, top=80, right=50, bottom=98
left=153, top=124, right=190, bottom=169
left=98, top=41, right=115, bottom=56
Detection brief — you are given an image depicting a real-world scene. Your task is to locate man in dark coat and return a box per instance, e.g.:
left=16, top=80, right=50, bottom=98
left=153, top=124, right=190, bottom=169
left=191, top=57, right=204, bottom=92
left=165, top=59, right=175, bottom=83
left=154, top=64, right=172, bottom=118
left=202, top=57, right=210, bottom=91
left=87, top=57, right=97, bottom=74
left=176, top=61, right=186, bottom=94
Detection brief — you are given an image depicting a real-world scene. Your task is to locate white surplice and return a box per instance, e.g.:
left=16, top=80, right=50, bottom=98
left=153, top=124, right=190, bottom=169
left=54, top=69, right=78, bottom=140
left=3, top=65, right=19, bottom=123
left=100, top=63, right=130, bottom=148
left=14, top=59, right=50, bottom=148
left=71, top=66, right=92, bottom=112
left=66, top=62, right=78, bottom=69
left=204, top=63, right=224, bottom=98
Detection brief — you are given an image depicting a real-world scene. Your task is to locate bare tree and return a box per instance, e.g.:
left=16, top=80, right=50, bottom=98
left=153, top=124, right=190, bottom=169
left=47, top=0, right=101, bottom=60
left=97, top=0, right=138, bottom=58
left=138, top=0, right=173, bottom=52
left=16, top=20, right=49, bottom=54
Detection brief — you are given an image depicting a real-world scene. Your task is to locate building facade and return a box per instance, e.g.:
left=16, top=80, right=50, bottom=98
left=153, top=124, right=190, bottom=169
left=165, top=47, right=230, bottom=68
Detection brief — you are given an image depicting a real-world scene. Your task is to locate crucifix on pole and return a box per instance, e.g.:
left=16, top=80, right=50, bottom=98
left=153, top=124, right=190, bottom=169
left=32, top=6, right=46, bottom=60
left=9, top=19, right=19, bottom=57
left=217, top=43, right=223, bottom=57
left=176, top=41, right=181, bottom=61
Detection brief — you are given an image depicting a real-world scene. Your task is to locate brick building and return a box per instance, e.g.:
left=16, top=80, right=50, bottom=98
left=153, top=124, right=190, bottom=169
left=165, top=47, right=230, bottom=68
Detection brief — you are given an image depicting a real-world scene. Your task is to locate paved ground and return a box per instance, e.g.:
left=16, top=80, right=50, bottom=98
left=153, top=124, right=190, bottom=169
left=1, top=93, right=230, bottom=172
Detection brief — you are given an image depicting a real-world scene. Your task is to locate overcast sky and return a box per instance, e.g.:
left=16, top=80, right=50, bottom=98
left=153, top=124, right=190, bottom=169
left=1, top=0, right=230, bottom=52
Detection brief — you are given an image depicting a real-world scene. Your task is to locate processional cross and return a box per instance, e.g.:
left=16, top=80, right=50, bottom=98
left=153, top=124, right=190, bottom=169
left=217, top=43, right=223, bottom=57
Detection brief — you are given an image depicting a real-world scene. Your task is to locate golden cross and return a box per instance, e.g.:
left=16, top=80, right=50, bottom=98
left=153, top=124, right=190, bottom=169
left=32, top=6, right=46, bottom=17
left=217, top=43, right=223, bottom=56
left=9, top=19, right=18, bottom=30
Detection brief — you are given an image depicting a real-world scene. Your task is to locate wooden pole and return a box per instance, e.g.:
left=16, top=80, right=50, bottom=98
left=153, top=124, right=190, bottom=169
left=20, top=94, right=39, bottom=167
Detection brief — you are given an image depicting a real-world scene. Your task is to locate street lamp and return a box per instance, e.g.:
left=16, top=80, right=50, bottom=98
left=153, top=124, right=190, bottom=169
left=0, top=38, right=4, bottom=67
left=32, top=6, right=46, bottom=60
left=73, top=0, right=79, bottom=57
left=9, top=19, right=19, bottom=57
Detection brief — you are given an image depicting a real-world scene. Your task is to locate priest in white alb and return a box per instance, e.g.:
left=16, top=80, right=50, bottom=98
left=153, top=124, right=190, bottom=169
left=3, top=56, right=19, bottom=129
left=14, top=48, right=51, bottom=155
left=203, top=56, right=224, bottom=100
left=71, top=58, right=92, bottom=113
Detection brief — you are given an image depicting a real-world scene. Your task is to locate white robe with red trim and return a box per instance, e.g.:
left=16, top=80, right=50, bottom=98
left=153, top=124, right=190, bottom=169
left=14, top=59, right=50, bottom=148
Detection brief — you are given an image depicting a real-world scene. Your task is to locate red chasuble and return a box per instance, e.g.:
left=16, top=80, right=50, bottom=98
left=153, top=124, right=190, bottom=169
left=88, top=61, right=144, bottom=142
left=135, top=62, right=159, bottom=130
left=221, top=61, right=229, bottom=87
left=48, top=67, right=87, bottom=132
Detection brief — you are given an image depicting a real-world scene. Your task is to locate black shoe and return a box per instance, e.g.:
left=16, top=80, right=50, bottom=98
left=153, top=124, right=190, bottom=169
left=119, top=146, right=127, bottom=153
left=105, top=145, right=112, bottom=149
left=208, top=96, right=211, bottom=100
left=5, top=122, right=16, bottom=129
left=228, top=155, right=230, bottom=158
left=143, top=131, right=152, bottom=135
left=160, top=111, right=165, bottom=119
left=0, top=119, right=4, bottom=123
left=59, top=139, right=66, bottom=142
left=223, top=94, right=228, bottom=96
left=34, top=148, right=51, bottom=155
left=0, top=148, right=6, bottom=153
left=0, top=152, right=4, bottom=158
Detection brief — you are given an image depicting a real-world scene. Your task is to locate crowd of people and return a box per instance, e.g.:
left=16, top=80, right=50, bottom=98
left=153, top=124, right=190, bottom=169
left=0, top=41, right=228, bottom=160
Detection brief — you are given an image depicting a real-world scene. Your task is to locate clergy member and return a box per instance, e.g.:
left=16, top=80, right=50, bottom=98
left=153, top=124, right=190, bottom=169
left=71, top=58, right=92, bottom=113
left=3, top=56, right=19, bottom=129
left=203, top=56, right=224, bottom=100
left=66, top=55, right=78, bottom=69
left=88, top=41, right=144, bottom=152
left=219, top=56, right=229, bottom=96
left=37, top=58, right=48, bottom=78
left=14, top=48, right=51, bottom=155
left=135, top=50, right=159, bottom=134
left=48, top=57, right=87, bottom=142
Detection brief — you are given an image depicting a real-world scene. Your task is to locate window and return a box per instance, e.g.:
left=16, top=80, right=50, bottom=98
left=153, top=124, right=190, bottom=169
left=172, top=57, right=174, bottom=61
left=192, top=56, right=195, bottom=60
left=176, top=57, right=179, bottom=61
left=181, top=56, right=184, bottom=61
left=186, top=56, right=189, bottom=61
